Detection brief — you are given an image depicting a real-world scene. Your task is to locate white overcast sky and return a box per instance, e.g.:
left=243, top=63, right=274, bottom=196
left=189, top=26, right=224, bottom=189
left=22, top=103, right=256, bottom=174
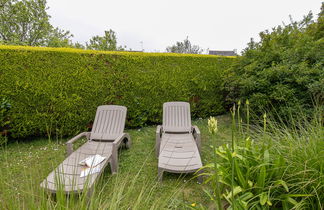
left=47, top=0, right=322, bottom=54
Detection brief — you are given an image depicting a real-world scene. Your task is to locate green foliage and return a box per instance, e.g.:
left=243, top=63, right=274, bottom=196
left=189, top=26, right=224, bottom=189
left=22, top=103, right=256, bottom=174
left=46, top=27, right=74, bottom=48
left=0, top=98, right=10, bottom=145
left=206, top=140, right=302, bottom=209
left=0, top=98, right=11, bottom=128
left=0, top=0, right=74, bottom=47
left=0, top=1, right=125, bottom=49
left=227, top=9, right=324, bottom=118
left=166, top=36, right=203, bottom=54
left=202, top=104, right=324, bottom=209
left=73, top=42, right=85, bottom=49
left=0, top=45, right=234, bottom=138
left=86, top=29, right=125, bottom=51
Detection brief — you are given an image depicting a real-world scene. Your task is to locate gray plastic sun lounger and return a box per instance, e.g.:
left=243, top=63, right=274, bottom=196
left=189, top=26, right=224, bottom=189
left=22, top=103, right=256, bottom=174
left=156, top=102, right=202, bottom=182
left=40, top=105, right=131, bottom=195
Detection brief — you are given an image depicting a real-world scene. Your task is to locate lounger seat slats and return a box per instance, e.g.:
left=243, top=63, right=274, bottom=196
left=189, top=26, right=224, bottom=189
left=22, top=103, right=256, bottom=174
left=159, top=134, right=202, bottom=172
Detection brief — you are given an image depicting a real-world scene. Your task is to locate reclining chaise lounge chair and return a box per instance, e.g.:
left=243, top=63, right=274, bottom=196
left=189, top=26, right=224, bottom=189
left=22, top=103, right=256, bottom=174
left=156, top=102, right=203, bottom=182
left=40, top=105, right=131, bottom=195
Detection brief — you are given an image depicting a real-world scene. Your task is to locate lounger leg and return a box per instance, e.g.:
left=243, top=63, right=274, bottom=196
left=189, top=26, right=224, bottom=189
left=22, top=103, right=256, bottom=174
left=111, top=144, right=118, bottom=174
left=110, top=158, right=118, bottom=174
left=125, top=139, right=131, bottom=149
left=158, top=168, right=164, bottom=182
left=111, top=159, right=118, bottom=174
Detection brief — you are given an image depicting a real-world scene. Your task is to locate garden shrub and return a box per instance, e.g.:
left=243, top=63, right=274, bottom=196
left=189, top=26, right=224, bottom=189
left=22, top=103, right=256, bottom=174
left=226, top=9, right=324, bottom=119
left=0, top=45, right=234, bottom=138
left=204, top=104, right=324, bottom=209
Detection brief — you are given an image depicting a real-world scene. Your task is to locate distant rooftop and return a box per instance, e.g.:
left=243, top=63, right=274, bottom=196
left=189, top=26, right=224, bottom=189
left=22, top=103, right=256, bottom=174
left=209, top=50, right=237, bottom=56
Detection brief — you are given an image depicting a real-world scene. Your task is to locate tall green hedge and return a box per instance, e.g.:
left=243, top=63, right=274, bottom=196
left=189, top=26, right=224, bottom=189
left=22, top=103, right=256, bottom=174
left=0, top=45, right=235, bottom=138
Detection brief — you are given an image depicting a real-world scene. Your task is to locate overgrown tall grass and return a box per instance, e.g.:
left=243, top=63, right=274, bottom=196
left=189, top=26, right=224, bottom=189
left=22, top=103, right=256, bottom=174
left=203, top=104, right=324, bottom=209
left=0, top=147, right=184, bottom=209
left=260, top=107, right=324, bottom=209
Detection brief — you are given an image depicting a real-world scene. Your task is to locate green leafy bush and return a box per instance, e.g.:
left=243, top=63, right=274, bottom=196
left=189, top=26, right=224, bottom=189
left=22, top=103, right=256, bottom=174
left=0, top=98, right=11, bottom=129
left=227, top=9, right=324, bottom=119
left=0, top=98, right=11, bottom=145
left=203, top=103, right=323, bottom=209
left=0, top=45, right=234, bottom=138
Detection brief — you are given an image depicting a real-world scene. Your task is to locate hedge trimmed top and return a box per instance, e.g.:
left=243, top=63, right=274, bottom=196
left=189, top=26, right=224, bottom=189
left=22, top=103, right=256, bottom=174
left=0, top=45, right=237, bottom=58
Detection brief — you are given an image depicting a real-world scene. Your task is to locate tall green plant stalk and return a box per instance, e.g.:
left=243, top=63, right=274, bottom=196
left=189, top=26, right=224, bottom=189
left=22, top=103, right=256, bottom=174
left=208, top=117, right=222, bottom=210
left=237, top=100, right=242, bottom=136
left=213, top=145, right=223, bottom=210
left=45, top=122, right=52, bottom=142
left=263, top=112, right=267, bottom=134
left=230, top=104, right=236, bottom=209
left=263, top=112, right=269, bottom=147
left=246, top=99, right=250, bottom=137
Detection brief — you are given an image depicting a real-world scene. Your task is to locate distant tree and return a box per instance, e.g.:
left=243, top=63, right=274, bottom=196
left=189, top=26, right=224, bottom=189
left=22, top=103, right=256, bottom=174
left=0, top=0, right=51, bottom=45
left=73, top=42, right=85, bottom=49
left=0, top=0, right=73, bottom=47
left=46, top=27, right=74, bottom=48
left=86, top=29, right=125, bottom=51
left=166, top=36, right=203, bottom=54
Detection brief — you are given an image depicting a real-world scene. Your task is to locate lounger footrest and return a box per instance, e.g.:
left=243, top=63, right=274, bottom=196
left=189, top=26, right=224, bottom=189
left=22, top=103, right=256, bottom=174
left=41, top=141, right=113, bottom=193
left=158, top=133, right=202, bottom=173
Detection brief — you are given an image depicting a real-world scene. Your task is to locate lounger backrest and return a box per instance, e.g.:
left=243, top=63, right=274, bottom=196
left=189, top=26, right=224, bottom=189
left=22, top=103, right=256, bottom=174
left=163, top=102, right=192, bottom=133
left=90, top=105, right=127, bottom=141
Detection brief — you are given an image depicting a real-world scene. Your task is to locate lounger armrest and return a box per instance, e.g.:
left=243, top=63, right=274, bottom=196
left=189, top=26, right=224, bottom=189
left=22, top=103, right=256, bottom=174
left=156, top=125, right=162, bottom=157
left=112, top=133, right=131, bottom=148
left=66, top=132, right=90, bottom=156
left=192, top=126, right=201, bottom=152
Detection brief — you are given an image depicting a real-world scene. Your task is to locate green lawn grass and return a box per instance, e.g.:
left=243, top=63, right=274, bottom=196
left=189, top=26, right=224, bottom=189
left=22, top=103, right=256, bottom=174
left=0, top=115, right=232, bottom=209
left=1, top=110, right=323, bottom=209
